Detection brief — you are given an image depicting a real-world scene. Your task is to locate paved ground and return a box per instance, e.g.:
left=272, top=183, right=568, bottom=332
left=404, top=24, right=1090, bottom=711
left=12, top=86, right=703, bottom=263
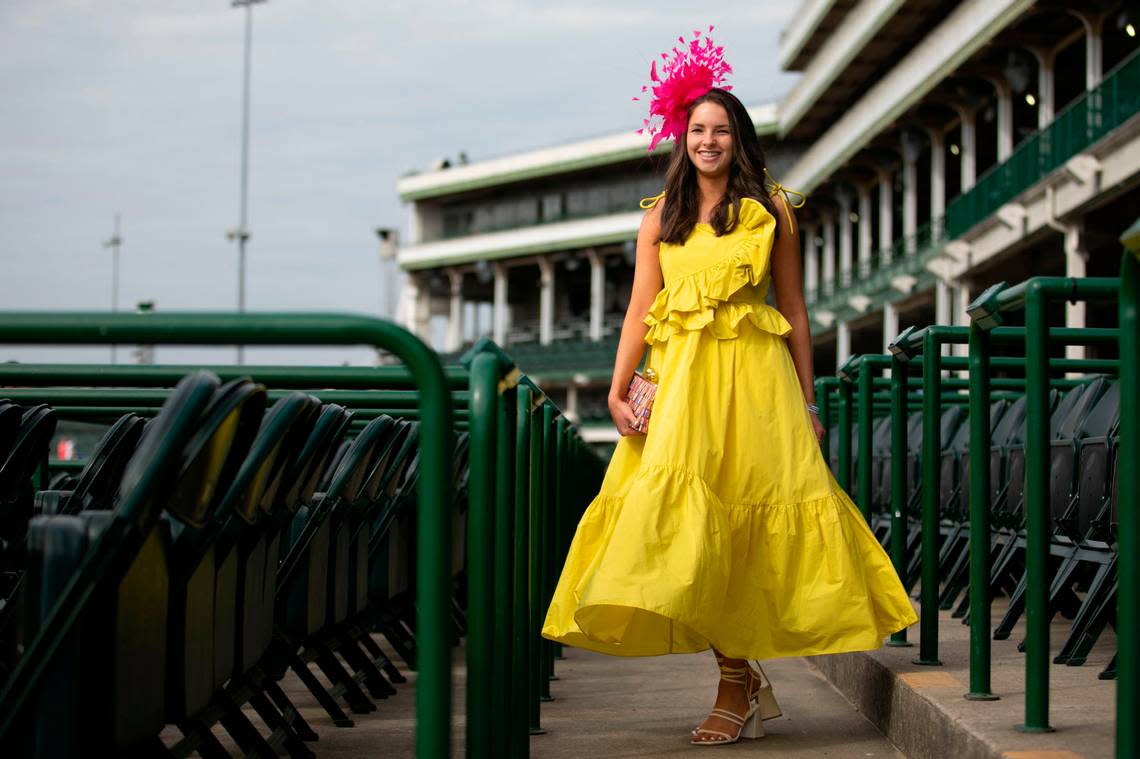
left=181, top=592, right=1117, bottom=758
left=534, top=648, right=904, bottom=758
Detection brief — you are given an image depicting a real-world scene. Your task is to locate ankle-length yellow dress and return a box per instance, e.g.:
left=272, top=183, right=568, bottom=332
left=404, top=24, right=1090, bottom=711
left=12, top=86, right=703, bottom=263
left=541, top=194, right=917, bottom=660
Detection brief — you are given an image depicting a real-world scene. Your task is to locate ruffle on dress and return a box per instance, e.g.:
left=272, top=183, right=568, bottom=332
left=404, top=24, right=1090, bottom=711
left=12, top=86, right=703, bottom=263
left=543, top=462, right=918, bottom=659
left=642, top=197, right=791, bottom=346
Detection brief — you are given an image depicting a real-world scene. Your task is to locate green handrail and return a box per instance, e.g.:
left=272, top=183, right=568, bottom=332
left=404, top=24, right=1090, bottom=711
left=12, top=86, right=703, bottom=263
left=0, top=311, right=455, bottom=759
left=0, top=363, right=471, bottom=389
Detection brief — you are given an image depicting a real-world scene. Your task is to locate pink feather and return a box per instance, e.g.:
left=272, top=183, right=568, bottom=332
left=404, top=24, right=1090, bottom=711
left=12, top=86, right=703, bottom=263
left=635, top=27, right=733, bottom=152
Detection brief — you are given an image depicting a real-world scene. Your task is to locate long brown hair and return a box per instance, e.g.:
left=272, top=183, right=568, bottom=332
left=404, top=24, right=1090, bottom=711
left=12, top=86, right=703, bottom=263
left=658, top=88, right=779, bottom=244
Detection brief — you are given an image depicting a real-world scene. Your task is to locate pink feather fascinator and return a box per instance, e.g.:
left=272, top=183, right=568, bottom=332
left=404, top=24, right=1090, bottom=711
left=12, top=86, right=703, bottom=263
left=633, top=26, right=733, bottom=152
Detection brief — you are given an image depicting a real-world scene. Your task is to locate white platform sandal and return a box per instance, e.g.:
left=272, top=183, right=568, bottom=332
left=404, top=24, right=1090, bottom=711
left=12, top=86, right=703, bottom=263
left=690, top=657, right=781, bottom=746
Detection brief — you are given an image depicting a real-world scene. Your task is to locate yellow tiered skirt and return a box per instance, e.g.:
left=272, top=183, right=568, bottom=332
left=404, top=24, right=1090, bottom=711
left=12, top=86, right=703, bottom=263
left=541, top=312, right=917, bottom=659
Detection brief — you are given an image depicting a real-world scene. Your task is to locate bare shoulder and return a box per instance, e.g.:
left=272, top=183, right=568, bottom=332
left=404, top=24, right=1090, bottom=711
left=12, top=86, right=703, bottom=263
left=768, top=191, right=799, bottom=239
left=640, top=197, right=663, bottom=238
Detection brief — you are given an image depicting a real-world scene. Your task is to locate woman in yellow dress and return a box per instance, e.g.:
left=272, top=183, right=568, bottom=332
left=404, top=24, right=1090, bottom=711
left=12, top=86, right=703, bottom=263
left=540, top=39, right=918, bottom=746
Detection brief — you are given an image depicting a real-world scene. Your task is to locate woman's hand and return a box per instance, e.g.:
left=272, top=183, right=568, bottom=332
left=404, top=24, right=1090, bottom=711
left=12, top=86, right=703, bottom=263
left=809, top=410, right=825, bottom=444
left=609, top=393, right=645, bottom=436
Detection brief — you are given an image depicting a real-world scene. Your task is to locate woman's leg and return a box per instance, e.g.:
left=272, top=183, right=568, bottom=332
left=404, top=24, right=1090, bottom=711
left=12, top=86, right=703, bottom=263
left=690, top=648, right=759, bottom=743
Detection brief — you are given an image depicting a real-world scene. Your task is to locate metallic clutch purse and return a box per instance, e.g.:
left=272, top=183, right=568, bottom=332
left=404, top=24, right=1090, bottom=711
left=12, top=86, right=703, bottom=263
left=625, top=367, right=658, bottom=434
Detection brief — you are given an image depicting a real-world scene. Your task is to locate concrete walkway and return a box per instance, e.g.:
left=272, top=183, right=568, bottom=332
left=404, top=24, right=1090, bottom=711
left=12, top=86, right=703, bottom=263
left=533, top=647, right=904, bottom=758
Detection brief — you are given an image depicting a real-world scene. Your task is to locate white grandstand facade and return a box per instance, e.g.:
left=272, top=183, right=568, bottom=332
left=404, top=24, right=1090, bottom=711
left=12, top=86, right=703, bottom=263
left=395, top=0, right=1140, bottom=447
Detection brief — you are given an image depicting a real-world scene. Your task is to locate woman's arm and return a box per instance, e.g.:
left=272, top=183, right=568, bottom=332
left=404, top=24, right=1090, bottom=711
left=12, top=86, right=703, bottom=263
left=608, top=201, right=665, bottom=435
left=769, top=193, right=825, bottom=442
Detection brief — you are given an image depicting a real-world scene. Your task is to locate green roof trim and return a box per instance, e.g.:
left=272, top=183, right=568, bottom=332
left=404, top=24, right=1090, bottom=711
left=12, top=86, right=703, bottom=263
left=399, top=122, right=777, bottom=202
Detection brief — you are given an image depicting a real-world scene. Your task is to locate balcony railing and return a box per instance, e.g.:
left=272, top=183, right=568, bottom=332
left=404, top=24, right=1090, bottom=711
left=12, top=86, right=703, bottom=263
left=946, top=46, right=1140, bottom=239
left=811, top=217, right=946, bottom=315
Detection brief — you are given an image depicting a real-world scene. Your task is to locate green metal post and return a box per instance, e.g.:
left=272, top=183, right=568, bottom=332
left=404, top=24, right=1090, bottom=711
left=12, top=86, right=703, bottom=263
left=528, top=400, right=545, bottom=735
left=966, top=322, right=998, bottom=701
left=837, top=378, right=853, bottom=491
left=466, top=353, right=498, bottom=759
left=1019, top=284, right=1053, bottom=732
left=857, top=358, right=875, bottom=525
left=493, top=387, right=516, bottom=759
left=916, top=329, right=943, bottom=666
left=1118, top=221, right=1140, bottom=758
left=539, top=403, right=555, bottom=702
left=887, top=353, right=912, bottom=647
left=552, top=420, right=568, bottom=663
left=513, top=386, right=532, bottom=757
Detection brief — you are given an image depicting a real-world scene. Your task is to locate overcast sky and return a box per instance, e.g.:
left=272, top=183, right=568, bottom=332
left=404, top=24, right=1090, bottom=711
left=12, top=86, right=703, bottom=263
left=1, top=0, right=798, bottom=364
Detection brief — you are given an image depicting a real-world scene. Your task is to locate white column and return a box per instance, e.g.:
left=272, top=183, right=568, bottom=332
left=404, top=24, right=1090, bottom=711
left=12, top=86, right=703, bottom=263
left=1033, top=48, right=1056, bottom=128
left=446, top=268, right=464, bottom=353
left=901, top=132, right=920, bottom=256
left=991, top=78, right=1013, bottom=161
left=934, top=279, right=954, bottom=362
left=400, top=277, right=420, bottom=333
left=837, top=320, right=851, bottom=367
left=837, top=189, right=853, bottom=287
left=566, top=384, right=579, bottom=424
left=878, top=168, right=894, bottom=265
left=538, top=256, right=554, bottom=346
left=1082, top=14, right=1104, bottom=88
left=953, top=284, right=971, bottom=367
left=957, top=107, right=977, bottom=191
left=929, top=129, right=946, bottom=223
left=587, top=248, right=605, bottom=341
left=413, top=279, right=431, bottom=343
left=821, top=213, right=836, bottom=296
left=883, top=301, right=899, bottom=355
left=803, top=223, right=819, bottom=301
left=857, top=186, right=872, bottom=277
left=493, top=262, right=508, bottom=346
left=1065, top=224, right=1089, bottom=361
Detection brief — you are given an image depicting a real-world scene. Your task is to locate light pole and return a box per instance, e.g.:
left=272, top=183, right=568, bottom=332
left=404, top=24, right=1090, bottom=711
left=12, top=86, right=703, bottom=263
left=229, top=0, right=266, bottom=364
left=103, top=213, right=122, bottom=364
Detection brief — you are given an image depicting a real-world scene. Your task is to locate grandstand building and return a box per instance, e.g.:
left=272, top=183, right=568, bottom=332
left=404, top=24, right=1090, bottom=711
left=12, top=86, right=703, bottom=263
left=395, top=0, right=1139, bottom=445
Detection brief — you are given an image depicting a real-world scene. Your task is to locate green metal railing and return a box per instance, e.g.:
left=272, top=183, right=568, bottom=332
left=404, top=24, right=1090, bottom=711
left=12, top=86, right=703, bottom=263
left=0, top=312, right=456, bottom=758
left=0, top=322, right=604, bottom=759
left=967, top=278, right=1119, bottom=733
left=947, top=48, right=1140, bottom=238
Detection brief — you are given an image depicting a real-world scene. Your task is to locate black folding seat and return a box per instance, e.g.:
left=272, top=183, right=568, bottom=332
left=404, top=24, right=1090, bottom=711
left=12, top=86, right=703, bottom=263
left=34, top=414, right=147, bottom=517
left=1055, top=440, right=1120, bottom=670
left=1048, top=378, right=1113, bottom=541
left=1067, top=381, right=1119, bottom=539
left=0, top=372, right=219, bottom=757
left=992, top=377, right=1110, bottom=640
left=0, top=405, right=57, bottom=559
left=365, top=421, right=421, bottom=667
left=161, top=380, right=267, bottom=739
left=0, top=403, right=56, bottom=687
left=160, top=391, right=320, bottom=758
left=903, top=403, right=965, bottom=590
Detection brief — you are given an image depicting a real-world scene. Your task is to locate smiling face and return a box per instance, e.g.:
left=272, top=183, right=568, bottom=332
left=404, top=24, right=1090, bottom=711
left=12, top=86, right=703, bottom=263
left=686, top=101, right=733, bottom=179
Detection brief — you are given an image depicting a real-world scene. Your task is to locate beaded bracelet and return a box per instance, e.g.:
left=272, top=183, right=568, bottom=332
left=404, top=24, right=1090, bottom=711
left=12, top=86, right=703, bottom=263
left=806, top=403, right=820, bottom=415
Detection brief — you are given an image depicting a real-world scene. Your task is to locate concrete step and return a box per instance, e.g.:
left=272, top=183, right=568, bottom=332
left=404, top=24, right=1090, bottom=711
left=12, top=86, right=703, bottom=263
left=810, top=598, right=1116, bottom=759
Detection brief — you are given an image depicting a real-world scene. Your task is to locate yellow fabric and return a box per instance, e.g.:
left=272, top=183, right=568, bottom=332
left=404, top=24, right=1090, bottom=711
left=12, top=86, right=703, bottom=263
left=542, top=196, right=917, bottom=660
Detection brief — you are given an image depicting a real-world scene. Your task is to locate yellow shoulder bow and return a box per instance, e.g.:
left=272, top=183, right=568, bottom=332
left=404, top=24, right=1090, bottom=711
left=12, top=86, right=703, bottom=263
left=764, top=168, right=806, bottom=235
left=639, top=190, right=666, bottom=210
